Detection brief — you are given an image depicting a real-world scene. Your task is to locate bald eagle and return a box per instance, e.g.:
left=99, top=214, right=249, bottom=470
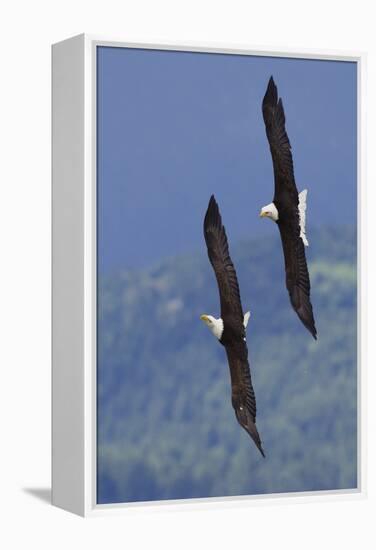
left=200, top=195, right=265, bottom=457
left=260, top=76, right=317, bottom=340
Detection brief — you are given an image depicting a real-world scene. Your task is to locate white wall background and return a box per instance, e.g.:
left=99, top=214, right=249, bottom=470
left=0, top=0, right=375, bottom=547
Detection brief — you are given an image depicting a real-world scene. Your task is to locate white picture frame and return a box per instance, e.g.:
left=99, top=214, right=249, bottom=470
left=52, top=34, right=366, bottom=517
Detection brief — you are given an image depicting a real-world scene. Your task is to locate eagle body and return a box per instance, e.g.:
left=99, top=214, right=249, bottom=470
left=261, top=76, right=317, bottom=340
left=201, top=195, right=265, bottom=457
left=219, top=316, right=245, bottom=347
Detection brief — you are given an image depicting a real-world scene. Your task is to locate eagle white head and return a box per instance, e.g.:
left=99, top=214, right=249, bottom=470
left=200, top=315, right=224, bottom=340
left=259, top=202, right=279, bottom=222
left=200, top=311, right=251, bottom=341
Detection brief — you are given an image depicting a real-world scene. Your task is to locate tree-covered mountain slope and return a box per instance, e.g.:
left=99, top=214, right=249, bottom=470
left=97, top=226, right=357, bottom=504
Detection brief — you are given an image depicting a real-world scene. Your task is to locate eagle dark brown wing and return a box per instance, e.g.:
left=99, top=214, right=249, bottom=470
left=203, top=195, right=265, bottom=457
left=262, top=76, right=317, bottom=339
left=204, top=195, right=243, bottom=327
left=262, top=76, right=298, bottom=204
left=226, top=345, right=265, bottom=457
left=278, top=221, right=317, bottom=339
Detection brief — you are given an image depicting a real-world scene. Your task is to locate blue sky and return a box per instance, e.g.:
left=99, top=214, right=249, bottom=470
left=97, top=47, right=357, bottom=272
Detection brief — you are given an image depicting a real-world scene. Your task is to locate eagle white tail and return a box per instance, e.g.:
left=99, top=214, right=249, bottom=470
left=298, top=189, right=309, bottom=247
left=244, top=311, right=250, bottom=328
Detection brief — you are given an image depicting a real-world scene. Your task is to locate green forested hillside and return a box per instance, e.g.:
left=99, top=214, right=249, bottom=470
left=97, top=226, right=357, bottom=504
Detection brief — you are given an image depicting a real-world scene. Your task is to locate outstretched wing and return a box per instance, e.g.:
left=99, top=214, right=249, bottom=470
left=203, top=195, right=243, bottom=325
left=278, top=221, right=317, bottom=339
left=226, top=345, right=265, bottom=457
left=204, top=196, right=264, bottom=455
left=263, top=77, right=317, bottom=339
left=262, top=76, right=298, bottom=203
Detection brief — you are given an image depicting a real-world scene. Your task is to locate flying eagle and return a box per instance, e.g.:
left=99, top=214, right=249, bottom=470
left=260, top=76, right=317, bottom=340
left=200, top=195, right=265, bottom=457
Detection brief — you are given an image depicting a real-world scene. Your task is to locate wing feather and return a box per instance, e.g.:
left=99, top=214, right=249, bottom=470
left=278, top=223, right=317, bottom=339
left=263, top=76, right=317, bottom=339
left=226, top=345, right=265, bottom=457
left=262, top=76, right=298, bottom=202
left=204, top=195, right=265, bottom=456
left=203, top=195, right=243, bottom=324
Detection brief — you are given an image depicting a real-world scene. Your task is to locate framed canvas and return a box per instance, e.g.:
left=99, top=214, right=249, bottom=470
left=52, top=34, right=366, bottom=517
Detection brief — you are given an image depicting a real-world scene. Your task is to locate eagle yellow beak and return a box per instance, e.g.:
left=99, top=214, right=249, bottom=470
left=259, top=211, right=267, bottom=218
left=200, top=314, right=209, bottom=322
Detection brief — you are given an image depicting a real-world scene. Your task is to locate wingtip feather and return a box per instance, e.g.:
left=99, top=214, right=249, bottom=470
left=267, top=74, right=276, bottom=91
left=302, top=313, right=318, bottom=340
left=252, top=432, right=266, bottom=459
left=263, top=75, right=278, bottom=107
left=204, top=194, right=222, bottom=231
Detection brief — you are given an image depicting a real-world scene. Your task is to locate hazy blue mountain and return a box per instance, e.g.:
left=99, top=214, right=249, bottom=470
left=97, top=226, right=357, bottom=504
